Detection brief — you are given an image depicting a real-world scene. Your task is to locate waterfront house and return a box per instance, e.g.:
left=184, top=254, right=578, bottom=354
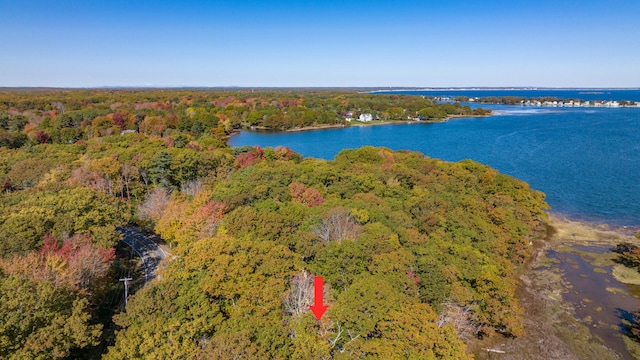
left=359, top=113, right=373, bottom=122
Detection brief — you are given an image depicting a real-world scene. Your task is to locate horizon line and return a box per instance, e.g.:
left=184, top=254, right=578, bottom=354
left=1, top=86, right=639, bottom=91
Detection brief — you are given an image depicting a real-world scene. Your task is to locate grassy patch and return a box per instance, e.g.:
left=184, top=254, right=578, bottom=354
left=558, top=244, right=618, bottom=268
left=533, top=255, right=560, bottom=269
left=605, top=287, right=628, bottom=295
left=555, top=314, right=617, bottom=360
left=622, top=335, right=640, bottom=360
left=612, top=264, right=640, bottom=285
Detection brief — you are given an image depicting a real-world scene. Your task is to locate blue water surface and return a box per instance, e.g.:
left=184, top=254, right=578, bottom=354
left=230, top=106, right=640, bottom=227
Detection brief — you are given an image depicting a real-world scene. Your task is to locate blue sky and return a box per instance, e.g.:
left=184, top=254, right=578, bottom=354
left=1, top=0, right=639, bottom=87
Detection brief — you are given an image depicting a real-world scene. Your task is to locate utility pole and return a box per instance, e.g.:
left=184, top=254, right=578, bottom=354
left=120, top=277, right=133, bottom=306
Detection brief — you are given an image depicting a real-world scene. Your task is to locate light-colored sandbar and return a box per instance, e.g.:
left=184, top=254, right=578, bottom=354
left=546, top=214, right=638, bottom=244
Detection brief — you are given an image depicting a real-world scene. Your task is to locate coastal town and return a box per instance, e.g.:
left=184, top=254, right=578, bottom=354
left=518, top=99, right=636, bottom=107
left=466, top=97, right=640, bottom=108
left=342, top=95, right=639, bottom=124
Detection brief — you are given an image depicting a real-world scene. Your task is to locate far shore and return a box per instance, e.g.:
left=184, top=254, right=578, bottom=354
left=227, top=113, right=488, bottom=140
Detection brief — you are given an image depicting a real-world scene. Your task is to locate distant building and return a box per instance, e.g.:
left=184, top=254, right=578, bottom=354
left=359, top=113, right=373, bottom=122
left=345, top=111, right=354, bottom=121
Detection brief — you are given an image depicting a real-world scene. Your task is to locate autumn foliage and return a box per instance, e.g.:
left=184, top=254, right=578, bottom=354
left=0, top=233, right=114, bottom=292
left=103, top=145, right=548, bottom=359
left=0, top=89, right=546, bottom=359
left=235, top=151, right=261, bottom=168
left=0, top=233, right=114, bottom=358
left=289, top=182, right=325, bottom=207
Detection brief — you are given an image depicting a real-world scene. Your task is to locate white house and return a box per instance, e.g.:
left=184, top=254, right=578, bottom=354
left=359, top=113, right=373, bottom=122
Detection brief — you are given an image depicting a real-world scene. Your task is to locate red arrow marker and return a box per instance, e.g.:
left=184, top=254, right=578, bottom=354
left=309, top=276, right=328, bottom=320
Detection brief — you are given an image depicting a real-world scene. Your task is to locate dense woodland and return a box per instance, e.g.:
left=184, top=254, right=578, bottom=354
left=0, top=88, right=489, bottom=148
left=0, top=89, right=548, bottom=359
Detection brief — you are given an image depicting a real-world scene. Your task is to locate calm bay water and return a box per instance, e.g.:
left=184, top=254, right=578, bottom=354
left=230, top=105, right=640, bottom=227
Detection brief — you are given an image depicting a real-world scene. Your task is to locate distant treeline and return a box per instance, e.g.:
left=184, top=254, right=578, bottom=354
left=0, top=89, right=490, bottom=150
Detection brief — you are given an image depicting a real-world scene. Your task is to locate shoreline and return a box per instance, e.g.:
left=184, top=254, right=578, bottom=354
left=547, top=212, right=640, bottom=239
left=226, top=113, right=487, bottom=140
left=227, top=100, right=640, bottom=141
left=469, top=214, right=639, bottom=359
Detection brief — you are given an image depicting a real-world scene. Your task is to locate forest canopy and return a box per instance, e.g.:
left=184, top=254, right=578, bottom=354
left=109, top=146, right=548, bottom=359
left=0, top=88, right=489, bottom=147
left=0, top=89, right=546, bottom=359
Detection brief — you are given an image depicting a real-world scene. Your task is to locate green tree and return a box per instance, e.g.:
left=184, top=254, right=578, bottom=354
left=148, top=151, right=173, bottom=188
left=0, top=273, right=101, bottom=359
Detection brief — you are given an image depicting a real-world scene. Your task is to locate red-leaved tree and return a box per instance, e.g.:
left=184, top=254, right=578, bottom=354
left=34, top=130, right=50, bottom=144
left=0, top=233, right=115, bottom=292
left=112, top=112, right=126, bottom=130
left=289, top=182, right=325, bottom=207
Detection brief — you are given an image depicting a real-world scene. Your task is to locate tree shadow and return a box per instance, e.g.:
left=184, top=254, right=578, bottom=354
left=616, top=307, right=640, bottom=342
left=611, top=242, right=640, bottom=268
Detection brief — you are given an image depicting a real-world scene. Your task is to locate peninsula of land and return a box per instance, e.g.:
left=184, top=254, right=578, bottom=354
left=243, top=112, right=490, bottom=135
